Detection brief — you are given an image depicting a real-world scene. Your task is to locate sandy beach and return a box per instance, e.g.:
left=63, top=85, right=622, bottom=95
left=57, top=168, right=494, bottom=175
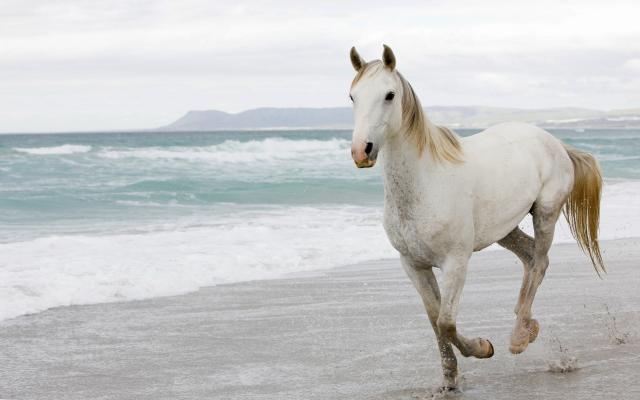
left=1, top=238, right=639, bottom=400
left=3, top=2, right=640, bottom=400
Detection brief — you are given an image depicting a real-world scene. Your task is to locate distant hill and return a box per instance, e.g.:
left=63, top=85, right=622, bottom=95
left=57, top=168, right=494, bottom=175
left=159, top=106, right=640, bottom=131
left=161, top=108, right=353, bottom=131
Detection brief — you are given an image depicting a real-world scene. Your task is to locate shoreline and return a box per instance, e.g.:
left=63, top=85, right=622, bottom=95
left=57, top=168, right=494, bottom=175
left=1, top=238, right=640, bottom=399
left=3, top=230, right=639, bottom=324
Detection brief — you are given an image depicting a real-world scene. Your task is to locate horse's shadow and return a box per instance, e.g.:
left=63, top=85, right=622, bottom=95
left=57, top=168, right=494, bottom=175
left=371, top=367, right=585, bottom=400
left=372, top=386, right=462, bottom=400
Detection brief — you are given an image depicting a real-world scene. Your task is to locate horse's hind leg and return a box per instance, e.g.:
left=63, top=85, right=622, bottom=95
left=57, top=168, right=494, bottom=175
left=498, top=228, right=540, bottom=345
left=508, top=204, right=562, bottom=354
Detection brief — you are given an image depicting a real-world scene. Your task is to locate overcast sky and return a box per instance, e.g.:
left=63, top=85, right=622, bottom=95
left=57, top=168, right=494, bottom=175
left=2, top=0, right=640, bottom=132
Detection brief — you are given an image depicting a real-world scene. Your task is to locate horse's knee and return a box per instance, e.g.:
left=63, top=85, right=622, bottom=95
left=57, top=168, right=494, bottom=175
left=437, top=317, right=456, bottom=340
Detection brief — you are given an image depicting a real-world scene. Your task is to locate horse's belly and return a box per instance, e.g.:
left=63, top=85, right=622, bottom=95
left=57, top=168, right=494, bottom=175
left=473, top=209, right=531, bottom=251
left=472, top=186, right=538, bottom=250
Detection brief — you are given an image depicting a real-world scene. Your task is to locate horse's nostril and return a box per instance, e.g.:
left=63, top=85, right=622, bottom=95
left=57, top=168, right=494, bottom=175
left=365, top=142, right=373, bottom=155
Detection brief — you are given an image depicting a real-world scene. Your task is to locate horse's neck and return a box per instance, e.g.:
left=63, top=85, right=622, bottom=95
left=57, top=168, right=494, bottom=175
left=381, top=129, right=432, bottom=207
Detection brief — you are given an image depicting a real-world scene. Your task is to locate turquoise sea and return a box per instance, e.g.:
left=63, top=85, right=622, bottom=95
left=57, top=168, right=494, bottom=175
left=1, top=129, right=639, bottom=320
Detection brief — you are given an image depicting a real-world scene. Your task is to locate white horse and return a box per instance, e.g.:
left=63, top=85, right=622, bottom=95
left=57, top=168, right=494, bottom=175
left=348, top=45, right=605, bottom=390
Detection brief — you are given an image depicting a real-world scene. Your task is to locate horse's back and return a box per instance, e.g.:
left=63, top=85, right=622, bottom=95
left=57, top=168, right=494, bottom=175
left=464, top=122, right=571, bottom=184
left=465, top=122, right=560, bottom=155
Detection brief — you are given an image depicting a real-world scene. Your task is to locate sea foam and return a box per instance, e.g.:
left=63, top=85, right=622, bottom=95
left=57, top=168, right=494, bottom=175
left=14, top=144, right=92, bottom=155
left=98, top=138, right=350, bottom=163
left=1, top=181, right=639, bottom=322
left=0, top=206, right=394, bottom=321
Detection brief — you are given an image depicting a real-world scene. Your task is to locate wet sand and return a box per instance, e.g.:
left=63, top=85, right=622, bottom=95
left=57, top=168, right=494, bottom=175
left=1, top=238, right=639, bottom=399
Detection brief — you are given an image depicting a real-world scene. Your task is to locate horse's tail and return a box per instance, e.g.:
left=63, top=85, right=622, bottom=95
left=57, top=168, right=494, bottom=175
left=562, top=144, right=606, bottom=276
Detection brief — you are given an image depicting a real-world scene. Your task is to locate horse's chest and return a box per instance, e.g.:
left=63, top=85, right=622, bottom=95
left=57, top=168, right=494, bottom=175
left=383, top=206, right=440, bottom=263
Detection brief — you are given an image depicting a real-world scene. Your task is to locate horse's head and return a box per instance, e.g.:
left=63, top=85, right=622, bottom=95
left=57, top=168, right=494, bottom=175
left=348, top=45, right=403, bottom=168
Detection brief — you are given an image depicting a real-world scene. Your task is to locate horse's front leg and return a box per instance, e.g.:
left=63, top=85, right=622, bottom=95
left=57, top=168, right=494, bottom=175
left=400, top=256, right=458, bottom=389
left=437, top=253, right=494, bottom=359
left=401, top=256, right=458, bottom=390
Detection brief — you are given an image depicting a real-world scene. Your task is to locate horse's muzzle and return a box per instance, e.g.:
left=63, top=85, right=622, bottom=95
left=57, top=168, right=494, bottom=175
left=352, top=141, right=377, bottom=168
left=353, top=157, right=376, bottom=168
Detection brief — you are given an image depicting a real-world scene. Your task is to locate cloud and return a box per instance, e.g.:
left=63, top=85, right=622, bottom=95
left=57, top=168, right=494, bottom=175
left=623, top=58, right=640, bottom=73
left=1, top=0, right=639, bottom=132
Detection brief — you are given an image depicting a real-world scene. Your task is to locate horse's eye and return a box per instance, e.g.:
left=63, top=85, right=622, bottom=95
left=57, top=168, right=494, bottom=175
left=349, top=94, right=354, bottom=102
left=385, top=92, right=395, bottom=101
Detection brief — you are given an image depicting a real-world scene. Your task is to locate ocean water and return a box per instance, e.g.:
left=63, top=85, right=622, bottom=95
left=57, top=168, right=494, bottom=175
left=1, top=129, right=639, bottom=321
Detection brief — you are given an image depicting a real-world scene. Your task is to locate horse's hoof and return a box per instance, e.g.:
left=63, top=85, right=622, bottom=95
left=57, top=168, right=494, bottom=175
left=509, top=333, right=529, bottom=354
left=438, top=385, right=461, bottom=394
left=509, top=341, right=527, bottom=355
left=478, top=338, right=494, bottom=358
left=509, top=324, right=530, bottom=354
left=527, top=319, right=540, bottom=343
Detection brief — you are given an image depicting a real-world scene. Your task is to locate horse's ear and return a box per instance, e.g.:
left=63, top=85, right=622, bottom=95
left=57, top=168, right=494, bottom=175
left=350, top=47, right=365, bottom=71
left=382, top=44, right=396, bottom=70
